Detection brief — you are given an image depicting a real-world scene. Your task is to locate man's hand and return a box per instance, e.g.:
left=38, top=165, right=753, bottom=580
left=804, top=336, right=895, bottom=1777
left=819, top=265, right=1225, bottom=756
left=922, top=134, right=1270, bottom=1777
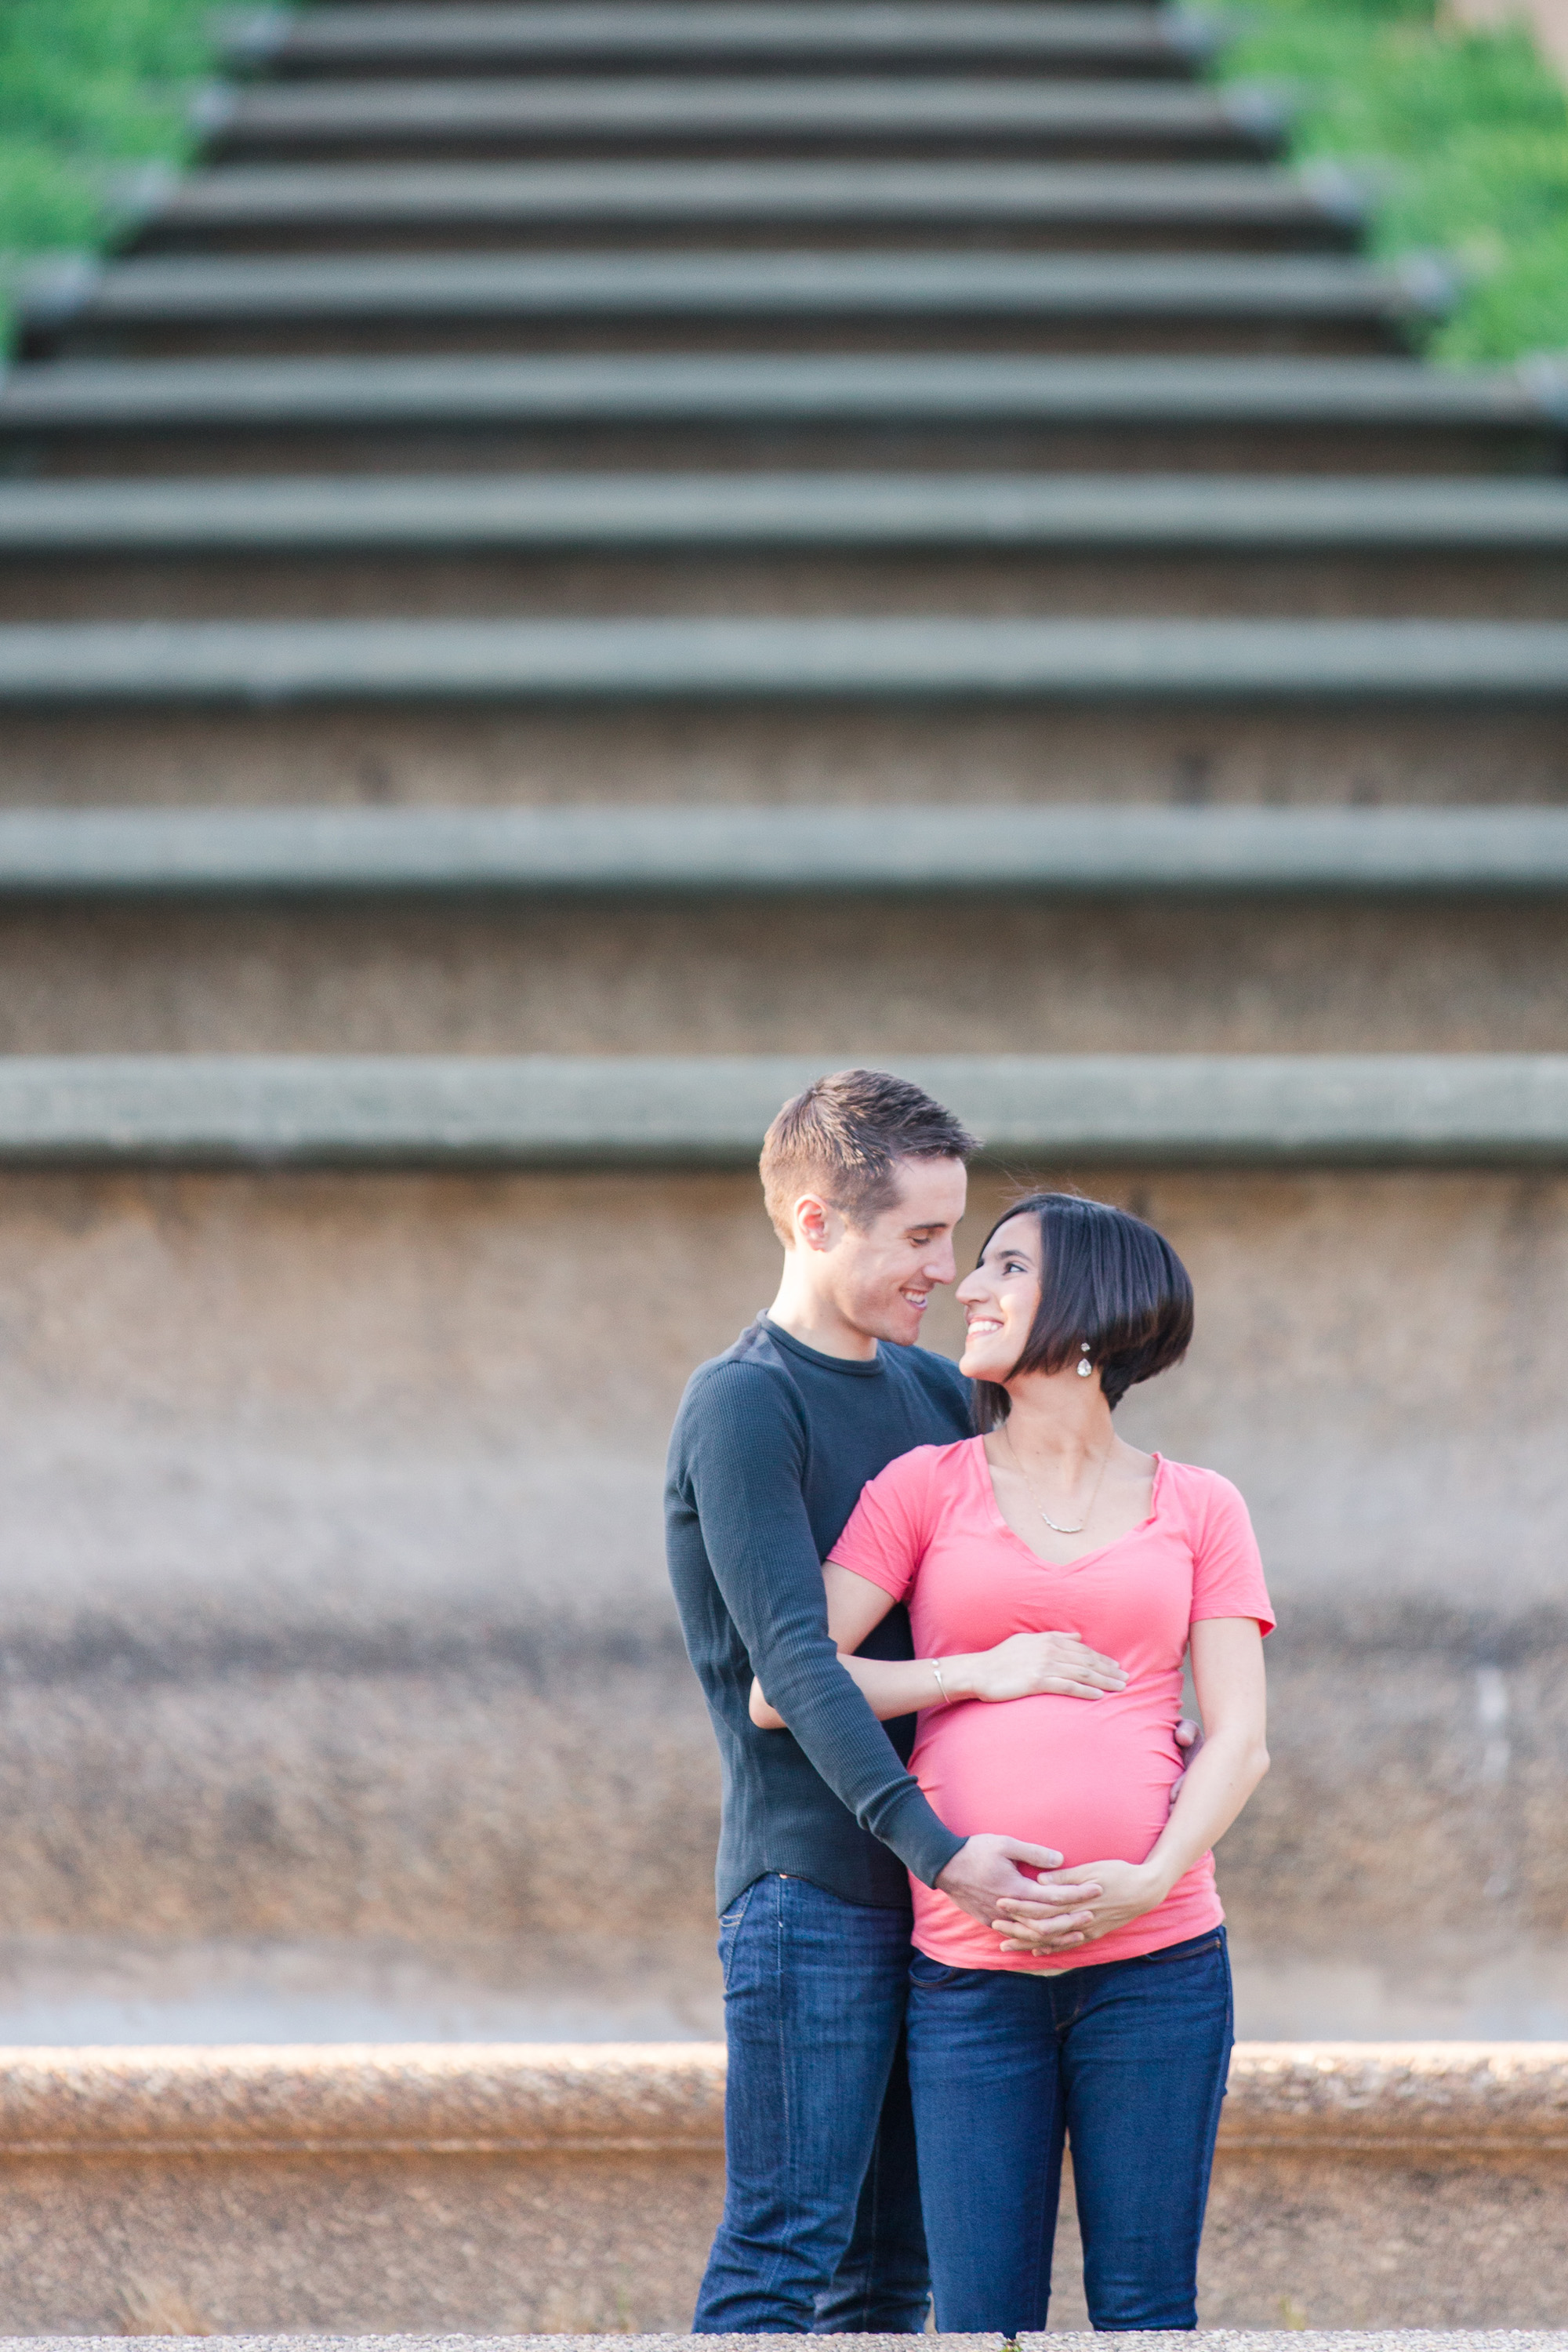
left=935, top=1834, right=1102, bottom=1948
left=1170, top=1715, right=1203, bottom=1806
left=993, top=1857, right=1168, bottom=1954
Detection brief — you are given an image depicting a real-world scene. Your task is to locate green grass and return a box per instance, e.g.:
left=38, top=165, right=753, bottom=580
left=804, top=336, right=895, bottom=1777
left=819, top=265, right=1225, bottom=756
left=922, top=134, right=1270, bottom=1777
left=1217, top=0, right=1568, bottom=361
left=0, top=0, right=216, bottom=350
left=0, top=0, right=1563, bottom=368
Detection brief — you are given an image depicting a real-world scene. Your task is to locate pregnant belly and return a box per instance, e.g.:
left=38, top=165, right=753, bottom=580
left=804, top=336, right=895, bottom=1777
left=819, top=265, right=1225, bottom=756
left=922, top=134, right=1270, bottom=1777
left=911, top=1688, right=1181, bottom=1871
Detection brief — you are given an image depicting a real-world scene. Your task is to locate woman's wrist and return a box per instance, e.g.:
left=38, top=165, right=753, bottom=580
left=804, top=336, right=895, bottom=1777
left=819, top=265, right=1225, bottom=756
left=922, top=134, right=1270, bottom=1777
left=1135, top=1851, right=1183, bottom=1906
left=926, top=1653, right=978, bottom=1703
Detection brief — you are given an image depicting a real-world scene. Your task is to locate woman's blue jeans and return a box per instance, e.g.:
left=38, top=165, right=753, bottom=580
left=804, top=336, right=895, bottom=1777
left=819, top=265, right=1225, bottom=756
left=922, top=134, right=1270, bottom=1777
left=906, top=1926, right=1233, bottom=2335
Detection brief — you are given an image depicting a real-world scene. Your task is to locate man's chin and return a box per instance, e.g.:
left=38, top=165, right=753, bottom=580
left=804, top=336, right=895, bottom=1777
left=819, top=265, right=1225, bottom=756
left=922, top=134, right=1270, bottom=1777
left=872, top=1301, right=929, bottom=1348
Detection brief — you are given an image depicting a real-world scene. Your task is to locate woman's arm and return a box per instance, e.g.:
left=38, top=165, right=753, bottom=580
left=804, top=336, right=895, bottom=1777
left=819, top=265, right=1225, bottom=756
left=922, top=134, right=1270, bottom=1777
left=750, top=1562, right=1127, bottom=1729
left=990, top=1614, right=1268, bottom=1951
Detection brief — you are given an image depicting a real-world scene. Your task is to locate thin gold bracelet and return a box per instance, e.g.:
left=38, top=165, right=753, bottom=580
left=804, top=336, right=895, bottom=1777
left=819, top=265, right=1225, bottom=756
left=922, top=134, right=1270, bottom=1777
left=931, top=1659, right=953, bottom=1706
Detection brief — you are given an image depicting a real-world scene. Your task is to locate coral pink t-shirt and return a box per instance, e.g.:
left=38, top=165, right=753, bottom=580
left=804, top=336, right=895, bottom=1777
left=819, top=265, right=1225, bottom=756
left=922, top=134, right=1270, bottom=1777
left=829, top=1439, right=1273, bottom=1973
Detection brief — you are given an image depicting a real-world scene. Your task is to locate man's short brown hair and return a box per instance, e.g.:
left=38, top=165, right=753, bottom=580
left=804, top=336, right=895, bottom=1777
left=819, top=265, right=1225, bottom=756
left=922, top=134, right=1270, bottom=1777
left=760, top=1068, right=980, bottom=1243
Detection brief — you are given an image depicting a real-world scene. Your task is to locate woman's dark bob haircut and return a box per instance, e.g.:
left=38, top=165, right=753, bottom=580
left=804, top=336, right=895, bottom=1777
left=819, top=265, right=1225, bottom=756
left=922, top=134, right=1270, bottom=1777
left=972, top=1191, right=1194, bottom=1430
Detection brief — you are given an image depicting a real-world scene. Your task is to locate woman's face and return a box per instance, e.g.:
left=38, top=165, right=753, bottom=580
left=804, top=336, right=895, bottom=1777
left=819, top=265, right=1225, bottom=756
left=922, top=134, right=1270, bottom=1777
left=956, top=1213, right=1041, bottom=1383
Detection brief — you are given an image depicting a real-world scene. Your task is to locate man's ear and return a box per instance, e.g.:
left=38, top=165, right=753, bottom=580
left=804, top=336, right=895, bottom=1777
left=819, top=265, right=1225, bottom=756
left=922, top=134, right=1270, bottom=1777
left=793, top=1193, right=840, bottom=1254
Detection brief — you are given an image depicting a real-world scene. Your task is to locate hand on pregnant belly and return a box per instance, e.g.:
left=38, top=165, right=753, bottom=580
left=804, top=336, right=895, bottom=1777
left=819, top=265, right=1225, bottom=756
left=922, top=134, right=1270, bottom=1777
left=964, top=1631, right=1127, bottom=1704
left=991, top=1857, right=1171, bottom=1954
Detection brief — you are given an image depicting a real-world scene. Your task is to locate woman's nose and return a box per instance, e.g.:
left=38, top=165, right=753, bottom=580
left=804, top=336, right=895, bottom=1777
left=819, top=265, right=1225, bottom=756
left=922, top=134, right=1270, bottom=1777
left=955, top=1272, right=985, bottom=1302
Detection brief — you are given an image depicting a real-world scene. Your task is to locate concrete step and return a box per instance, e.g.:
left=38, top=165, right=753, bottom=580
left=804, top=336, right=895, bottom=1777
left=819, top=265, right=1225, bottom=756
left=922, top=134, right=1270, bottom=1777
left=0, top=2055, right=1563, bottom=2328
left=2, top=615, right=1565, bottom=705
left=0, top=1051, right=1560, bottom=1164
left=0, top=828, right=1564, bottom=1054
left=9, top=619, right=1564, bottom=804
left=5, top=470, right=1564, bottom=551
left=0, top=803, right=1561, bottom=898
left=38, top=251, right=1429, bottom=362
left=5, top=354, right=1560, bottom=477
left=136, top=161, right=1361, bottom=256
left=225, top=3, right=1220, bottom=78
left=11, top=472, right=1566, bottom=622
left=203, top=74, right=1283, bottom=163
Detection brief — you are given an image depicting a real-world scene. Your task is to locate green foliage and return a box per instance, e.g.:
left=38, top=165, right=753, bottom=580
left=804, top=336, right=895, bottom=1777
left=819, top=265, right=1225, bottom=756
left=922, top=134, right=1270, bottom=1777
left=1218, top=0, right=1568, bottom=360
left=0, top=0, right=213, bottom=348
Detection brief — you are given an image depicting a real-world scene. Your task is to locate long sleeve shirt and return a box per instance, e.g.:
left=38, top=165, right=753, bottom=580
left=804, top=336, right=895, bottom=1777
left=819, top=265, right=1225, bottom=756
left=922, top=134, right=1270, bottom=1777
left=665, top=1314, right=972, bottom=1913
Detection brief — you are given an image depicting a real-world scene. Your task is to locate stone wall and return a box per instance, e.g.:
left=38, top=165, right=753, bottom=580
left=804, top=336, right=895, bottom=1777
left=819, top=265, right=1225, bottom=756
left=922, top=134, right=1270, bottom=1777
left=0, top=2045, right=1560, bottom=2336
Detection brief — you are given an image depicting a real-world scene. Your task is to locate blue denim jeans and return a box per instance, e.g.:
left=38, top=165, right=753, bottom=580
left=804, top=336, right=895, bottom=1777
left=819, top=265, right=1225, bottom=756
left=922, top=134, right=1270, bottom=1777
left=694, top=1871, right=929, bottom=2334
left=906, top=1926, right=1233, bottom=2335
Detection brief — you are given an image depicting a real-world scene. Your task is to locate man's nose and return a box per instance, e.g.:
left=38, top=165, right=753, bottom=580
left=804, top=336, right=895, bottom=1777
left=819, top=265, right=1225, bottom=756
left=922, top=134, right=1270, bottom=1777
left=926, top=1240, right=959, bottom=1286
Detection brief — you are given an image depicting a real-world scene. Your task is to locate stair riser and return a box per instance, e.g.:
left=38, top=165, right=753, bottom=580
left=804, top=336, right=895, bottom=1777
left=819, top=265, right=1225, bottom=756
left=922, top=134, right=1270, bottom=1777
left=51, top=318, right=1407, bottom=361
left=212, top=128, right=1273, bottom=167
left=0, top=1157, right=1555, bottom=1969
left=13, top=423, right=1554, bottom=480
left=257, top=56, right=1203, bottom=82
left=9, top=549, right=1565, bottom=622
left=0, top=898, right=1559, bottom=1054
left=135, top=218, right=1356, bottom=256
left=5, top=705, right=1566, bottom=807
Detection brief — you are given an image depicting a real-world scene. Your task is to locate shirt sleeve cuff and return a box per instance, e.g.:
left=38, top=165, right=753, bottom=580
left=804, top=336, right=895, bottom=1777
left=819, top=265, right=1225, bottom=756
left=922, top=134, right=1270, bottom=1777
left=878, top=1780, right=966, bottom=1890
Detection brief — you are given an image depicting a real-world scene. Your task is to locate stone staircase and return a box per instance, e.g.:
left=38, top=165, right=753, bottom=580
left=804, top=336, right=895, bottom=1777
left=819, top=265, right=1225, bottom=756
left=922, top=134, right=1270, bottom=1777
left=0, top=0, right=1566, bottom=2039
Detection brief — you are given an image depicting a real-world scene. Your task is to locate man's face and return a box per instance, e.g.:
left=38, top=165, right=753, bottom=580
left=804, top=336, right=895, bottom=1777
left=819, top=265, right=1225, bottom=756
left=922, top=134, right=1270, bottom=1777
left=826, top=1157, right=970, bottom=1345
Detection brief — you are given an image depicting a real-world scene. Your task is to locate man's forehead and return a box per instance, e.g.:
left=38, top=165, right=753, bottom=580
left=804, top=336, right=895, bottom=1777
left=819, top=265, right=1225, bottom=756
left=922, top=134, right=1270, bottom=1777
left=884, top=1155, right=969, bottom=1226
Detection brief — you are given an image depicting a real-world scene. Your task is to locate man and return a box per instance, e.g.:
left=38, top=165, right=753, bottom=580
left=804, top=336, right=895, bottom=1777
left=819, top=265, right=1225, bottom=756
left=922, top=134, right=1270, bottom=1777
left=665, top=1069, right=1101, bottom=2333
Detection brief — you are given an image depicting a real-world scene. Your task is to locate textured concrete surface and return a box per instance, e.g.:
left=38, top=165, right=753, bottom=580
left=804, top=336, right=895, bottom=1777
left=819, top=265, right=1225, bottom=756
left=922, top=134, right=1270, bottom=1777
left=0, top=904, right=1564, bottom=1053
left=0, top=1054, right=1563, bottom=1164
left=5, top=704, right=1566, bottom=808
left=0, top=2051, right=1559, bottom=2332
left=0, top=1160, right=1559, bottom=1977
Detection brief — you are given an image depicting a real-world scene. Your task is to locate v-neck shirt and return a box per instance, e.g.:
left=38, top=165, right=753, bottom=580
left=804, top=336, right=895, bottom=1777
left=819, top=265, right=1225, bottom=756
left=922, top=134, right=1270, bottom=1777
left=829, top=1435, right=1273, bottom=1970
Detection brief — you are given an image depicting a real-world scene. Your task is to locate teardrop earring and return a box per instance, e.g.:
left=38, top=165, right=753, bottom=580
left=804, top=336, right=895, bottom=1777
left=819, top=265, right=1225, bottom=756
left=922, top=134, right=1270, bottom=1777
left=1076, top=1341, right=1093, bottom=1379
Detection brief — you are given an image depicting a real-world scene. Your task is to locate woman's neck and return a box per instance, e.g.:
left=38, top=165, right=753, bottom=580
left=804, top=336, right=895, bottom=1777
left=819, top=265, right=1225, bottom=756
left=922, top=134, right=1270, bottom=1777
left=999, top=1371, right=1117, bottom=1473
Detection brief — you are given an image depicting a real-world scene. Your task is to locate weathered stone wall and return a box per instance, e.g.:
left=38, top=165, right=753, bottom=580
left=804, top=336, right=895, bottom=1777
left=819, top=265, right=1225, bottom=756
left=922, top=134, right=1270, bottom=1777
left=0, top=2045, right=1559, bottom=2335
left=0, top=1159, right=1557, bottom=2027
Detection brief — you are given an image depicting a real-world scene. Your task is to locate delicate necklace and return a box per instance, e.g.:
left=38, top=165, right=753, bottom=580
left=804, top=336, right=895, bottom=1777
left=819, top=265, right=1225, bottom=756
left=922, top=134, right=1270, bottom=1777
left=1003, top=1425, right=1114, bottom=1536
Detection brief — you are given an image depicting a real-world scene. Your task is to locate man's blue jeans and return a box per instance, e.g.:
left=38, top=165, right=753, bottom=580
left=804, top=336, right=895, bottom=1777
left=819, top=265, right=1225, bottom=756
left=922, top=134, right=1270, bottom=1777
left=907, top=1926, right=1233, bottom=2335
left=694, top=1871, right=929, bottom=2334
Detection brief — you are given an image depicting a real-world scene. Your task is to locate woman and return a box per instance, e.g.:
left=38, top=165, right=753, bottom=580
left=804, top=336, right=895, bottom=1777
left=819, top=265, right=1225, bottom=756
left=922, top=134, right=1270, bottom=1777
left=752, top=1191, right=1271, bottom=2334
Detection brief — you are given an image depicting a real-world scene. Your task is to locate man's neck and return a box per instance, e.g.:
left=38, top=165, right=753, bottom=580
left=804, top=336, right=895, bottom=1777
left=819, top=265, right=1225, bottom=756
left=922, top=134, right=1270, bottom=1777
left=765, top=1274, right=878, bottom=1362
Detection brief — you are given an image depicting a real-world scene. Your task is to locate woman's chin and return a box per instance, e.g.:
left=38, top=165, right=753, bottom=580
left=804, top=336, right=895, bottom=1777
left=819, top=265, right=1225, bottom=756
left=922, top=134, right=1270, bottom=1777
left=959, top=1345, right=1006, bottom=1382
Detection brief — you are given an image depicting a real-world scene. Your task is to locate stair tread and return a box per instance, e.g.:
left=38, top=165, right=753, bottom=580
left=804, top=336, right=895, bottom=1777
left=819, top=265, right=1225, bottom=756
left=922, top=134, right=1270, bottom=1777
left=0, top=802, right=1564, bottom=894
left=0, top=1048, right=1561, bottom=1165
left=55, top=249, right=1423, bottom=324
left=4, top=614, right=1567, bottom=699
left=3, top=352, right=1555, bottom=430
left=157, top=158, right=1349, bottom=227
left=231, top=2, right=1213, bottom=66
left=6, top=470, right=1567, bottom=549
left=215, top=74, right=1272, bottom=135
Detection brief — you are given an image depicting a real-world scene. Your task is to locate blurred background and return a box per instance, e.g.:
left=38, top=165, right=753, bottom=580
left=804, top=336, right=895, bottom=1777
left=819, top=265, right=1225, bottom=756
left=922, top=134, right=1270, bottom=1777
left=0, top=0, right=1565, bottom=2055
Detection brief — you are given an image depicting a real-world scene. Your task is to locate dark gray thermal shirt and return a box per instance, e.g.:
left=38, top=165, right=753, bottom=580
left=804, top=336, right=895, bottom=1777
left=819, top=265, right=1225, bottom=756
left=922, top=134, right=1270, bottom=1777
left=665, top=1315, right=972, bottom=1914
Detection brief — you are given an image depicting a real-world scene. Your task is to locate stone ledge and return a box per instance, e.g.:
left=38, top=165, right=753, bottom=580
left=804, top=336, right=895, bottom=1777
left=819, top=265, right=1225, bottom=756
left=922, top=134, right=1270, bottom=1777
left=5, top=473, right=1566, bottom=552
left=227, top=5, right=1212, bottom=68
left=0, top=2043, right=1562, bottom=2161
left=72, top=252, right=1403, bottom=331
left=2, top=354, right=1558, bottom=436
left=0, top=2335, right=1564, bottom=2351
left=5, top=617, right=1568, bottom=706
left=150, top=161, right=1342, bottom=234
left=0, top=1054, right=1563, bottom=1168
left=0, top=805, right=1563, bottom=898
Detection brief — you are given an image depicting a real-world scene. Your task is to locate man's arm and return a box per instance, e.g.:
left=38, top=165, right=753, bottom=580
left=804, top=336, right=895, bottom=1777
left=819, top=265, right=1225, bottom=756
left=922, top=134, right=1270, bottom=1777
left=688, top=1363, right=1092, bottom=1940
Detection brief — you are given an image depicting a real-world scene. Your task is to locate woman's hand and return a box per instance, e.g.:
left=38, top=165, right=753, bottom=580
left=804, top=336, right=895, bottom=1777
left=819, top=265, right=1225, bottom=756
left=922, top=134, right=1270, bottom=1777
left=993, top=1857, right=1170, bottom=1952
left=961, top=1632, right=1126, bottom=1704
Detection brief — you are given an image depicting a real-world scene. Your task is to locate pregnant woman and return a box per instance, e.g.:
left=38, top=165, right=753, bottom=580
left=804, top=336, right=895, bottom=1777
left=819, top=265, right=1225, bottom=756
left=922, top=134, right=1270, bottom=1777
left=753, top=1190, right=1272, bottom=2334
